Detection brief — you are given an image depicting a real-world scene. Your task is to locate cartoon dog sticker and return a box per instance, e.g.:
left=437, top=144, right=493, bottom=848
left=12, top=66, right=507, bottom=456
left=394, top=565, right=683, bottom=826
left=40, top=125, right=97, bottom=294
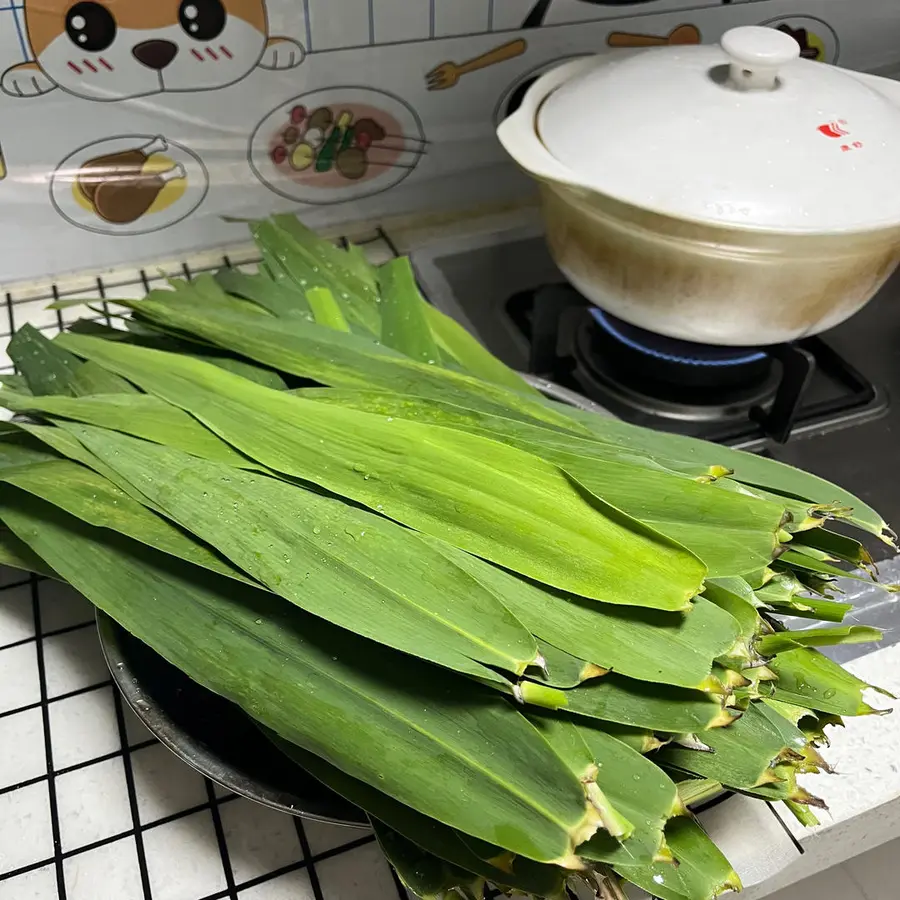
left=2, top=0, right=305, bottom=101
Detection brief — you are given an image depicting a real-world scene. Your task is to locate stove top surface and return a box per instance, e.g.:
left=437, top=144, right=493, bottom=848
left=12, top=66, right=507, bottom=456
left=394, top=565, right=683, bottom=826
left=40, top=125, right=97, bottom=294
left=410, top=221, right=900, bottom=556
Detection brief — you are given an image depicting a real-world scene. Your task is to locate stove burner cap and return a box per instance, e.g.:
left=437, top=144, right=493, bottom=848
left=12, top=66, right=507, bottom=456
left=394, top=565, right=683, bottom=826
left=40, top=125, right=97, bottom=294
left=590, top=308, right=767, bottom=367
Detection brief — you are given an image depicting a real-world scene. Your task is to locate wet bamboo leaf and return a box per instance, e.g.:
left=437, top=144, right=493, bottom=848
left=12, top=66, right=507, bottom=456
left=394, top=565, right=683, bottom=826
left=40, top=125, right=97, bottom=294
left=0, top=492, right=598, bottom=866
left=53, top=335, right=707, bottom=611
left=534, top=675, right=733, bottom=733
left=214, top=267, right=311, bottom=319
left=372, top=821, right=486, bottom=900
left=305, top=286, right=350, bottom=332
left=300, top=388, right=785, bottom=577
left=59, top=303, right=582, bottom=433
left=0, top=390, right=247, bottom=467
left=9, top=324, right=81, bottom=396
left=0, top=457, right=254, bottom=585
left=771, top=647, right=893, bottom=716
left=551, top=403, right=892, bottom=545
left=757, top=626, right=882, bottom=656
left=378, top=257, right=440, bottom=364
left=419, top=302, right=537, bottom=394
left=531, top=641, right=607, bottom=689
left=70, top=360, right=138, bottom=396
left=0, top=525, right=55, bottom=578
left=612, top=817, right=740, bottom=900
left=422, top=539, right=736, bottom=690
left=269, top=736, right=568, bottom=898
left=657, top=702, right=806, bottom=790
left=574, top=719, right=681, bottom=866
left=68, top=422, right=539, bottom=679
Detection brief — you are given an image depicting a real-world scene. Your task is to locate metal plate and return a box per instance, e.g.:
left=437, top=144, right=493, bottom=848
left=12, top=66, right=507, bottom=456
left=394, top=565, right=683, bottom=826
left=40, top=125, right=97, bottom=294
left=96, top=610, right=368, bottom=827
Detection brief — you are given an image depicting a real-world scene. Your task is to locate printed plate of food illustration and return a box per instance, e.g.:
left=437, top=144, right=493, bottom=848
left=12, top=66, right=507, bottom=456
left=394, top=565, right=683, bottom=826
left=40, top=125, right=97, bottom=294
left=249, top=86, right=426, bottom=205
left=50, top=135, right=209, bottom=236
left=760, top=15, right=840, bottom=63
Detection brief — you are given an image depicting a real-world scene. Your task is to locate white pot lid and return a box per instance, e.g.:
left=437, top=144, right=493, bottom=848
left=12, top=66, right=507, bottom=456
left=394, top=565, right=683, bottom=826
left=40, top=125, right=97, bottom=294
left=537, top=26, right=900, bottom=233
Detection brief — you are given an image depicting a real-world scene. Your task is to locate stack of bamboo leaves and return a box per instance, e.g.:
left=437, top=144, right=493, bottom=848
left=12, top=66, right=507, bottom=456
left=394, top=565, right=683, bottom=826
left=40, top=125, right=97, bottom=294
left=0, top=215, right=893, bottom=900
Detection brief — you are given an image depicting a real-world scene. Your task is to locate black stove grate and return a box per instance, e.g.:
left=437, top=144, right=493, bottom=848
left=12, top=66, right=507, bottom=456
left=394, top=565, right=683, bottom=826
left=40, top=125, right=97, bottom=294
left=508, top=283, right=888, bottom=449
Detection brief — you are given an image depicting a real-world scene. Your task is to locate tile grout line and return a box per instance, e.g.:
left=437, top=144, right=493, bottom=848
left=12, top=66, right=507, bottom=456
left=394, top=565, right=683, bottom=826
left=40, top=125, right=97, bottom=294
left=0, top=736, right=158, bottom=797
left=294, top=818, right=326, bottom=900
left=0, top=618, right=96, bottom=653
left=205, top=779, right=240, bottom=899
left=29, top=573, right=67, bottom=900
left=0, top=678, right=115, bottom=721
left=111, top=689, right=154, bottom=900
left=0, top=793, right=243, bottom=883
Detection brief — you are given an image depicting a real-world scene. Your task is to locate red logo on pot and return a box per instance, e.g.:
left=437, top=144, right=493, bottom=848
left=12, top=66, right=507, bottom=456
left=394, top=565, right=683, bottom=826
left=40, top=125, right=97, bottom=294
left=818, top=120, right=849, bottom=138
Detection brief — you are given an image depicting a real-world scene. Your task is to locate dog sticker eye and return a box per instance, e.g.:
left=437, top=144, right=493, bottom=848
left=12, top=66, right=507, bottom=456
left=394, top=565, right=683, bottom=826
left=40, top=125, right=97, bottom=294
left=65, top=1, right=117, bottom=52
left=178, top=0, right=227, bottom=41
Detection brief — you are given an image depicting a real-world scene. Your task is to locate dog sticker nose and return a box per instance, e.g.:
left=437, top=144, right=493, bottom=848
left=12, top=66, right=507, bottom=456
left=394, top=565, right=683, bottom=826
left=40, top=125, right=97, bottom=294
left=132, top=40, right=179, bottom=70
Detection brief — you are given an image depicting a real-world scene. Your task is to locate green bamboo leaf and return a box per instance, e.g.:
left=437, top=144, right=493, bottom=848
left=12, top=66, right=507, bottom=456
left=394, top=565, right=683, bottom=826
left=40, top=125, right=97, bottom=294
left=525, top=715, right=634, bottom=841
left=574, top=720, right=681, bottom=866
left=792, top=528, right=873, bottom=566
left=532, top=641, right=608, bottom=689
left=8, top=324, right=81, bottom=396
left=52, top=335, right=707, bottom=611
left=378, top=257, right=441, bottom=364
left=58, top=303, right=581, bottom=432
left=757, top=626, right=883, bottom=656
left=422, top=539, right=737, bottom=690
left=272, top=215, right=379, bottom=293
left=252, top=220, right=381, bottom=335
left=701, top=580, right=760, bottom=664
left=0, top=390, right=248, bottom=467
left=305, top=287, right=350, bottom=332
left=755, top=575, right=852, bottom=622
left=0, top=374, right=33, bottom=395
left=70, top=360, right=138, bottom=396
left=300, top=388, right=786, bottom=576
left=0, top=492, right=599, bottom=866
left=613, top=817, right=740, bottom=900
left=268, top=736, right=568, bottom=898
left=67, top=422, right=539, bottom=679
left=162, top=275, right=272, bottom=318
left=770, top=647, right=893, bottom=716
left=0, top=525, right=55, bottom=578
left=552, top=403, right=892, bottom=544
left=657, top=701, right=806, bottom=790
left=0, top=457, right=254, bottom=585
left=527, top=676, right=734, bottom=733
left=214, top=267, right=312, bottom=319
left=419, top=303, right=538, bottom=394
left=372, top=821, right=486, bottom=900
left=776, top=550, right=895, bottom=592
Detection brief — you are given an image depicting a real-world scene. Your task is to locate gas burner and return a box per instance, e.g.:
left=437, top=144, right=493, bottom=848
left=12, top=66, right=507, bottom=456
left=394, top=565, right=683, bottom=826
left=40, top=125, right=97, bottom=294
left=506, top=283, right=887, bottom=447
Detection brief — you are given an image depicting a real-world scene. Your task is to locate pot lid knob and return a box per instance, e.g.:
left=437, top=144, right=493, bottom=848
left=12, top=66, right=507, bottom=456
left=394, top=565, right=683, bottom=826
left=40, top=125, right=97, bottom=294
left=720, top=26, right=800, bottom=91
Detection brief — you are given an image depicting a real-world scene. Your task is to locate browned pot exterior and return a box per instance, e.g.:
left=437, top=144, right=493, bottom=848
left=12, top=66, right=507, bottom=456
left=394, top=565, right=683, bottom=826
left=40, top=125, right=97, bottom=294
left=541, top=182, right=900, bottom=346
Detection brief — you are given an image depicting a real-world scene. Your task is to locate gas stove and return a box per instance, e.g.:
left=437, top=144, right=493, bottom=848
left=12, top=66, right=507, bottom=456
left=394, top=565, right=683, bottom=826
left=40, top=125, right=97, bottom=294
left=409, top=217, right=900, bottom=554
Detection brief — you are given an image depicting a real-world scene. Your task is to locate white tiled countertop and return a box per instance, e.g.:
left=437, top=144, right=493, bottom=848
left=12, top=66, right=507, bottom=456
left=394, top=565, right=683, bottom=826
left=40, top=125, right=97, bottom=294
left=0, top=571, right=407, bottom=900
